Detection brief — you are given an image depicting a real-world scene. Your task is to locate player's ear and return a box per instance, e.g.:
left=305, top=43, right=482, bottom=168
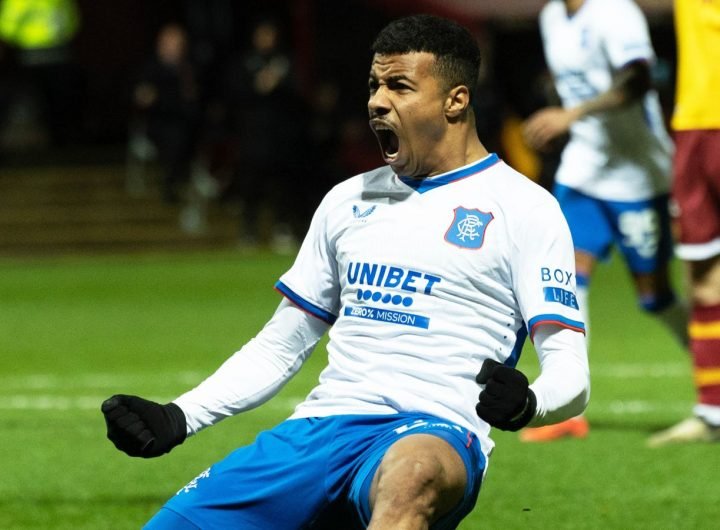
left=445, top=85, right=470, bottom=119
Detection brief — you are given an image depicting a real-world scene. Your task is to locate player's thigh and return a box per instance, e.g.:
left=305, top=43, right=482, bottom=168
left=673, top=129, right=720, bottom=258
left=367, top=431, right=484, bottom=530
left=369, top=433, right=467, bottom=515
left=346, top=416, right=485, bottom=530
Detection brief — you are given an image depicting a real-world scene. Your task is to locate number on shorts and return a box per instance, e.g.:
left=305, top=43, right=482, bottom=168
left=618, top=209, right=660, bottom=258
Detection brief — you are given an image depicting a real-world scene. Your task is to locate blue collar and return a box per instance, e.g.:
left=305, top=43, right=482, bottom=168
left=398, top=153, right=500, bottom=194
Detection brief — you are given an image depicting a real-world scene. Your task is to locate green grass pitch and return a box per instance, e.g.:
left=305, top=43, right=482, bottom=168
left=0, top=249, right=717, bottom=528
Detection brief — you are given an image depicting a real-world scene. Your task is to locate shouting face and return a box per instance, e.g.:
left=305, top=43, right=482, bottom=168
left=368, top=52, right=451, bottom=178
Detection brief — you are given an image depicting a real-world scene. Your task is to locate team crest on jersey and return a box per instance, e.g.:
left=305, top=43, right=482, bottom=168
left=444, top=207, right=494, bottom=249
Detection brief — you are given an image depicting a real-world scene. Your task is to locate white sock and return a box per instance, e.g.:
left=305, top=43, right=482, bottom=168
left=694, top=404, right=720, bottom=427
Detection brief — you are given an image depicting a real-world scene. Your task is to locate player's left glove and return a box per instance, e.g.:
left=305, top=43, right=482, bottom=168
left=475, top=359, right=536, bottom=431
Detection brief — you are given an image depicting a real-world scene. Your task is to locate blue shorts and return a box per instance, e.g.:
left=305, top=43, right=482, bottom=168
left=144, top=413, right=485, bottom=530
left=554, top=184, right=674, bottom=274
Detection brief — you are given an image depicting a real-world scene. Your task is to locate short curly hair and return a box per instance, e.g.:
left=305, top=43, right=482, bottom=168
left=371, top=14, right=482, bottom=100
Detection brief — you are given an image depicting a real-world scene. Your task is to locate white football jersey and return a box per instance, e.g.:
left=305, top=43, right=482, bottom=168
left=539, top=0, right=672, bottom=201
left=277, top=154, right=584, bottom=455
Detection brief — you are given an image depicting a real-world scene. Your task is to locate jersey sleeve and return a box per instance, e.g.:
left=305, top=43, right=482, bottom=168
left=529, top=326, right=590, bottom=425
left=601, top=0, right=655, bottom=68
left=511, top=196, right=585, bottom=340
left=275, top=191, right=341, bottom=324
left=174, top=299, right=329, bottom=435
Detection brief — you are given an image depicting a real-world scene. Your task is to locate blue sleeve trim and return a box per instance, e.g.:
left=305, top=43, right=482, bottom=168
left=274, top=281, right=337, bottom=325
left=504, top=326, right=529, bottom=368
left=527, top=313, right=585, bottom=337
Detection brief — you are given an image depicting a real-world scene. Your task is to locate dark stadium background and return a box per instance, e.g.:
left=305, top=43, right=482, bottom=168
left=15, top=0, right=677, bottom=148
left=0, top=0, right=677, bottom=255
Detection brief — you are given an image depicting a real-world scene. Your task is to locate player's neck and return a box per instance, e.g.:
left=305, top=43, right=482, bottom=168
left=565, top=0, right=585, bottom=15
left=466, top=137, right=489, bottom=167
left=426, top=136, right=488, bottom=178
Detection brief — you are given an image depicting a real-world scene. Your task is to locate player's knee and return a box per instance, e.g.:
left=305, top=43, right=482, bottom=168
left=688, top=259, right=720, bottom=305
left=692, top=283, right=720, bottom=306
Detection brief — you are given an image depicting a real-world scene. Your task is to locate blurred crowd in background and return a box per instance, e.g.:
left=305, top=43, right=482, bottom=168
left=0, top=0, right=676, bottom=245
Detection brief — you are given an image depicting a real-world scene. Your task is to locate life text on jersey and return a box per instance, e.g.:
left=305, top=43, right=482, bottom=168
left=541, top=266, right=578, bottom=310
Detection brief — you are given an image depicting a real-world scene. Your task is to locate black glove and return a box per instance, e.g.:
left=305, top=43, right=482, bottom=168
left=101, top=394, right=187, bottom=458
left=475, top=359, right=536, bottom=431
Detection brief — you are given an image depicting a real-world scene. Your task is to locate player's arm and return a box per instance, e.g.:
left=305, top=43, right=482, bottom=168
left=101, top=298, right=329, bottom=457
left=575, top=59, right=651, bottom=115
left=173, top=298, right=329, bottom=433
left=475, top=326, right=589, bottom=431
left=523, top=59, right=651, bottom=151
left=527, top=325, right=589, bottom=426
left=475, top=186, right=589, bottom=430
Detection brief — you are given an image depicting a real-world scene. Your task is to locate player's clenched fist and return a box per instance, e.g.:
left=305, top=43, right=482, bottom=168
left=475, top=359, right=536, bottom=431
left=101, top=394, right=187, bottom=458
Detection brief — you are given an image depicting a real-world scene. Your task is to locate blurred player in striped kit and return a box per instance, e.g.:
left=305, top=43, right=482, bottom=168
left=522, top=0, right=689, bottom=442
left=647, top=0, right=720, bottom=446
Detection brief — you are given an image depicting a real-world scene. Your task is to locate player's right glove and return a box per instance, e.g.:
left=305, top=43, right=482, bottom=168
left=475, top=359, right=536, bottom=431
left=101, top=394, right=187, bottom=458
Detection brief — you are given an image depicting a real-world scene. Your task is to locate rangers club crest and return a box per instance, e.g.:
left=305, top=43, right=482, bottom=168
left=444, top=207, right=494, bottom=249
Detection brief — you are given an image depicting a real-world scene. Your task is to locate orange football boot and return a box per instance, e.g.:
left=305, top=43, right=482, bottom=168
left=519, top=416, right=589, bottom=442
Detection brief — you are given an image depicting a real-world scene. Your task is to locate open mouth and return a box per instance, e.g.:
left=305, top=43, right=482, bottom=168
left=372, top=124, right=400, bottom=160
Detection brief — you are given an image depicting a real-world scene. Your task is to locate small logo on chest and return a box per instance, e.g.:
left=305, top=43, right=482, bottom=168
left=353, top=205, right=376, bottom=218
left=444, top=207, right=494, bottom=249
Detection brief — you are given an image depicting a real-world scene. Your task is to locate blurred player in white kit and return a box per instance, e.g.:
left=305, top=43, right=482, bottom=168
left=523, top=0, right=687, bottom=442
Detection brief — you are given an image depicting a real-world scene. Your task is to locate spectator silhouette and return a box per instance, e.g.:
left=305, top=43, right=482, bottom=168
left=302, top=79, right=344, bottom=226
left=132, top=22, right=200, bottom=203
left=217, top=16, right=307, bottom=248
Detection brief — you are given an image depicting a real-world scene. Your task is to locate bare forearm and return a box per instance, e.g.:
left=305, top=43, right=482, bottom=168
left=574, top=60, right=651, bottom=118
